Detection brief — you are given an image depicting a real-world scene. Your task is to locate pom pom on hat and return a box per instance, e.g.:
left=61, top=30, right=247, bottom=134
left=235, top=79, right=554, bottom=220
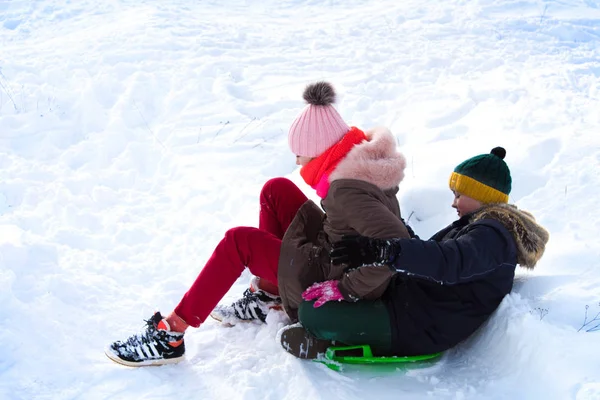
left=303, top=81, right=336, bottom=106
left=288, top=82, right=350, bottom=158
left=448, top=147, right=512, bottom=204
left=491, top=146, right=506, bottom=159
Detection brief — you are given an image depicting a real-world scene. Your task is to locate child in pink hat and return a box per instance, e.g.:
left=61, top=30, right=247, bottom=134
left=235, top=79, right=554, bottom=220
left=106, top=82, right=413, bottom=367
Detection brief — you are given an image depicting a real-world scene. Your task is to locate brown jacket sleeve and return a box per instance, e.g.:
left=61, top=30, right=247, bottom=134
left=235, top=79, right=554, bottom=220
left=324, top=180, right=411, bottom=300
left=325, top=181, right=410, bottom=240
left=278, top=200, right=329, bottom=320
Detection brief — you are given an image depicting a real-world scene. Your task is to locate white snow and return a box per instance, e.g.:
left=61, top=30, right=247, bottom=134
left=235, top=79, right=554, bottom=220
left=1, top=0, right=600, bottom=399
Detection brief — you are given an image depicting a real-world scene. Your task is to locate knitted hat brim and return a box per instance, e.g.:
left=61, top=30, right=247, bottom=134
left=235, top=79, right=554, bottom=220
left=449, top=172, right=509, bottom=204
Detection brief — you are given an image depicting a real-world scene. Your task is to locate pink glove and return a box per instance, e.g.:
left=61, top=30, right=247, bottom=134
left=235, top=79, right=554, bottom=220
left=302, top=280, right=344, bottom=308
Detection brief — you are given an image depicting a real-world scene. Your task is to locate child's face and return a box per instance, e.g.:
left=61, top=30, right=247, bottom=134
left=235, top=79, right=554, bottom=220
left=296, top=155, right=313, bottom=166
left=452, top=191, right=482, bottom=218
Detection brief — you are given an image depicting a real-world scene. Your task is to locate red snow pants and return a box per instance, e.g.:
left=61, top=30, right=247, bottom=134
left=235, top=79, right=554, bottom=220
left=174, top=177, right=308, bottom=327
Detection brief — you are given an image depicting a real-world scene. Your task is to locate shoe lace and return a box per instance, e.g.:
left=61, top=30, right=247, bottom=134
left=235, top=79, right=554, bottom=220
left=232, top=289, right=267, bottom=320
left=122, top=318, right=158, bottom=350
left=238, top=288, right=260, bottom=307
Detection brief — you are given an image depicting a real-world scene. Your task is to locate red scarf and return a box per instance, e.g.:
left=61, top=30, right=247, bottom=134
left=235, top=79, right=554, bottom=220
left=300, top=127, right=367, bottom=198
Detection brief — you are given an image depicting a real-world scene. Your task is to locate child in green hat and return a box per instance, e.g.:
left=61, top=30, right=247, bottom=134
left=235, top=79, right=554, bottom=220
left=280, top=147, right=550, bottom=359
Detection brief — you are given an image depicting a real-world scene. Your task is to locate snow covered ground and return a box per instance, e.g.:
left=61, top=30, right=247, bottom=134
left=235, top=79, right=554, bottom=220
left=1, top=0, right=600, bottom=398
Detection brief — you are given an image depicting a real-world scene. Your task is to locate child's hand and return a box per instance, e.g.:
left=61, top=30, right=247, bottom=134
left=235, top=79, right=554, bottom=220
left=330, top=235, right=397, bottom=269
left=302, top=280, right=344, bottom=308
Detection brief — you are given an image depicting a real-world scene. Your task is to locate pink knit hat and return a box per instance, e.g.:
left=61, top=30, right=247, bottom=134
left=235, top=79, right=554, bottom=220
left=288, top=82, right=350, bottom=157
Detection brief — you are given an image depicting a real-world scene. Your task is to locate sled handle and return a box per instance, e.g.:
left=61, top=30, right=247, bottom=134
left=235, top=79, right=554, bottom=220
left=326, top=345, right=373, bottom=360
left=325, top=345, right=442, bottom=364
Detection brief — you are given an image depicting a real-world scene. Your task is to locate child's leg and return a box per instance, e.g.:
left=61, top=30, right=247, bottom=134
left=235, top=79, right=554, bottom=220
left=259, top=177, right=308, bottom=239
left=255, top=177, right=307, bottom=295
left=173, top=226, right=281, bottom=328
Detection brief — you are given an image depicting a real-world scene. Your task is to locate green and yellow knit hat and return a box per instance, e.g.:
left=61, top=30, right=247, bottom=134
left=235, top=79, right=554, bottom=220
left=449, top=147, right=512, bottom=204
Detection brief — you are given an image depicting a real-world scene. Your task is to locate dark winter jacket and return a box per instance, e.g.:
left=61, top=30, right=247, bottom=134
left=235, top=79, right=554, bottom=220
left=278, top=127, right=412, bottom=321
left=383, top=203, right=549, bottom=356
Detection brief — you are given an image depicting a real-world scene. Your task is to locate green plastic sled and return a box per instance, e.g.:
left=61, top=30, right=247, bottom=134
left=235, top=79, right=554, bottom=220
left=315, top=345, right=442, bottom=372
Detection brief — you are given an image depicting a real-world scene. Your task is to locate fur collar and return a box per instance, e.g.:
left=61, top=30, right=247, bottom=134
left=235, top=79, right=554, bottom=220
left=328, top=127, right=406, bottom=190
left=472, top=203, right=549, bottom=269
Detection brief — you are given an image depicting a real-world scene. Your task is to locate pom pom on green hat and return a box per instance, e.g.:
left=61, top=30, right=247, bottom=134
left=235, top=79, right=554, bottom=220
left=448, top=147, right=512, bottom=204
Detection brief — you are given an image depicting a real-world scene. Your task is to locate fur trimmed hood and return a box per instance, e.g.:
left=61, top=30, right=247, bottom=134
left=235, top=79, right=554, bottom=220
left=472, top=203, right=549, bottom=269
left=328, top=127, right=406, bottom=190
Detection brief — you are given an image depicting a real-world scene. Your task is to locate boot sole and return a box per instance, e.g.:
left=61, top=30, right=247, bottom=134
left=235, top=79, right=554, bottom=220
left=209, top=306, right=282, bottom=326
left=209, top=311, right=250, bottom=326
left=280, top=326, right=332, bottom=359
left=105, top=347, right=185, bottom=367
